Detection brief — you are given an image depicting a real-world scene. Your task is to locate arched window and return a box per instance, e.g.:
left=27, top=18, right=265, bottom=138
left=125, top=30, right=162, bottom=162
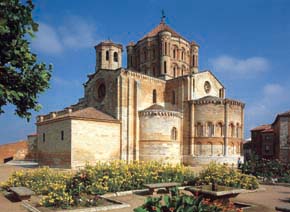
left=172, top=91, right=176, bottom=105
left=165, top=42, right=167, bottom=55
left=230, top=123, right=235, bottom=137
left=236, top=142, right=240, bottom=154
left=181, top=65, right=185, bottom=75
left=153, top=89, right=157, bottom=103
left=196, top=123, right=203, bottom=137
left=219, top=89, right=223, bottom=98
left=173, top=66, right=176, bottom=78
left=217, top=122, right=223, bottom=137
left=171, top=127, right=177, bottom=140
left=106, top=50, right=109, bottom=61
left=192, top=55, right=195, bottom=66
left=152, top=49, right=156, bottom=59
left=181, top=49, right=185, bottom=61
left=219, top=142, right=224, bottom=156
left=113, top=52, right=118, bottom=62
left=236, top=123, right=240, bottom=138
left=173, top=49, right=176, bottom=59
left=164, top=61, right=167, bottom=73
left=207, top=142, right=213, bottom=156
left=195, top=142, right=202, bottom=156
left=231, top=142, right=235, bottom=155
left=207, top=122, right=214, bottom=137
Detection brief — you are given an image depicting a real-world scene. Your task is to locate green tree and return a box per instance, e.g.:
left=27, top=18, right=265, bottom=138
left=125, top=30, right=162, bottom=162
left=0, top=0, right=52, bottom=120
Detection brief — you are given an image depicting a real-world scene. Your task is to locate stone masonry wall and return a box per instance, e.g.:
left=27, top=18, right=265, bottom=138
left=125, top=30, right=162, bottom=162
left=85, top=70, right=119, bottom=118
left=193, top=71, right=224, bottom=99
left=71, top=120, right=120, bottom=168
left=139, top=113, right=181, bottom=164
left=127, top=30, right=197, bottom=79
left=279, top=117, right=290, bottom=162
left=118, top=71, right=167, bottom=161
left=37, top=119, right=71, bottom=168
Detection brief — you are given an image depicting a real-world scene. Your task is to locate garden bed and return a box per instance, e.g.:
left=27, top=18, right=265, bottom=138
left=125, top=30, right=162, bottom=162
left=22, top=196, right=129, bottom=212
left=0, top=161, right=195, bottom=209
left=0, top=161, right=260, bottom=210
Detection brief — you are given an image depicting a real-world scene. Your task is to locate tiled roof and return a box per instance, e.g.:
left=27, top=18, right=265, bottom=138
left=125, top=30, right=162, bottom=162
left=278, top=110, right=290, bottom=116
left=144, top=104, right=165, bottom=111
left=197, top=96, right=222, bottom=101
left=251, top=124, right=272, bottom=131
left=141, top=22, right=185, bottom=40
left=59, top=107, right=116, bottom=121
left=261, top=128, right=274, bottom=133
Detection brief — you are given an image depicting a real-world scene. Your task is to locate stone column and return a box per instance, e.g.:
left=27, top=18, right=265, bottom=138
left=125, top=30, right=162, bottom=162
left=109, top=47, right=114, bottom=69
left=224, top=101, right=229, bottom=156
left=134, top=80, right=140, bottom=161
left=190, top=102, right=195, bottom=156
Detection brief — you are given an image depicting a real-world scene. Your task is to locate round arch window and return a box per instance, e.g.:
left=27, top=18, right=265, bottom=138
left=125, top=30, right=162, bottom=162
left=97, top=83, right=106, bottom=101
left=204, top=81, right=211, bottom=93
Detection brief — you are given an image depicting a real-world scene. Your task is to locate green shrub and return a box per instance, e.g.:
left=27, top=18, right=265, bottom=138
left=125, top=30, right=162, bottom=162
left=134, top=187, right=223, bottom=212
left=1, top=161, right=195, bottom=208
left=195, top=163, right=259, bottom=190
left=242, top=155, right=290, bottom=182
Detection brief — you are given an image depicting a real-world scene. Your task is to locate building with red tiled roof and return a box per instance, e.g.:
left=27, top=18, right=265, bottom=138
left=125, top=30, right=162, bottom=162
left=30, top=17, right=245, bottom=168
left=250, top=110, right=290, bottom=162
left=141, top=21, right=186, bottom=41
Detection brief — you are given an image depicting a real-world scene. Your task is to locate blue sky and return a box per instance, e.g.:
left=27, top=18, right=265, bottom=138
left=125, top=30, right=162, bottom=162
left=1, top=0, right=290, bottom=144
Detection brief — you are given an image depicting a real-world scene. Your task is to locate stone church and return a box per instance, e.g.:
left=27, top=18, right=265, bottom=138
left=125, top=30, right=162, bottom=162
left=34, top=18, right=244, bottom=168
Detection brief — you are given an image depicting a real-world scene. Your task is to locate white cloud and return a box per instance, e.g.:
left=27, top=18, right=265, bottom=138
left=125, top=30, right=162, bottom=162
left=59, top=16, right=97, bottom=48
left=246, top=83, right=290, bottom=135
left=31, top=16, right=98, bottom=54
left=32, top=23, right=63, bottom=54
left=210, top=55, right=269, bottom=78
left=263, top=84, right=284, bottom=96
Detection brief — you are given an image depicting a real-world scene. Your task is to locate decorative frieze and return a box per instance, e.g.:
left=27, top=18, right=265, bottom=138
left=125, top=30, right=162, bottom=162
left=139, top=110, right=182, bottom=118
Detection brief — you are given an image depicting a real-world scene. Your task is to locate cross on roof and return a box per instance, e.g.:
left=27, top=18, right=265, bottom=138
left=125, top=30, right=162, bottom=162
left=161, top=9, right=166, bottom=23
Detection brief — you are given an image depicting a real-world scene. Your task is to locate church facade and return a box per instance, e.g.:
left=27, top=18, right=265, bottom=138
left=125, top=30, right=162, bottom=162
left=35, top=20, right=244, bottom=168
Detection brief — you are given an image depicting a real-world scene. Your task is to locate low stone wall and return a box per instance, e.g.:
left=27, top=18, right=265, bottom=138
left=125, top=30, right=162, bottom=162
left=0, top=141, right=28, bottom=163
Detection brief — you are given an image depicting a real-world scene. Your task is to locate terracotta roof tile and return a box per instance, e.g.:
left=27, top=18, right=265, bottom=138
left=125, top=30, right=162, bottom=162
left=251, top=124, right=272, bottom=131
left=141, top=22, right=190, bottom=42
left=59, top=107, right=116, bottom=121
left=144, top=104, right=165, bottom=111
left=197, top=95, right=222, bottom=101
left=261, top=128, right=274, bottom=133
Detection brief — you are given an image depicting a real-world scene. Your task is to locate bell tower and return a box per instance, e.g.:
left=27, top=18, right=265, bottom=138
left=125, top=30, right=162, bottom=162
left=95, top=40, right=123, bottom=71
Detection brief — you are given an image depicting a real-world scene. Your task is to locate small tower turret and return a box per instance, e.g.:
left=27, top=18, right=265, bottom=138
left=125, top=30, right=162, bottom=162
left=95, top=40, right=123, bottom=71
left=126, top=41, right=135, bottom=69
left=190, top=41, right=199, bottom=74
left=159, top=30, right=171, bottom=79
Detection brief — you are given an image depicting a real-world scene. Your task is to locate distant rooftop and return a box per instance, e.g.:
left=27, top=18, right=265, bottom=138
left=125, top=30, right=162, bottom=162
left=251, top=124, right=272, bottom=131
